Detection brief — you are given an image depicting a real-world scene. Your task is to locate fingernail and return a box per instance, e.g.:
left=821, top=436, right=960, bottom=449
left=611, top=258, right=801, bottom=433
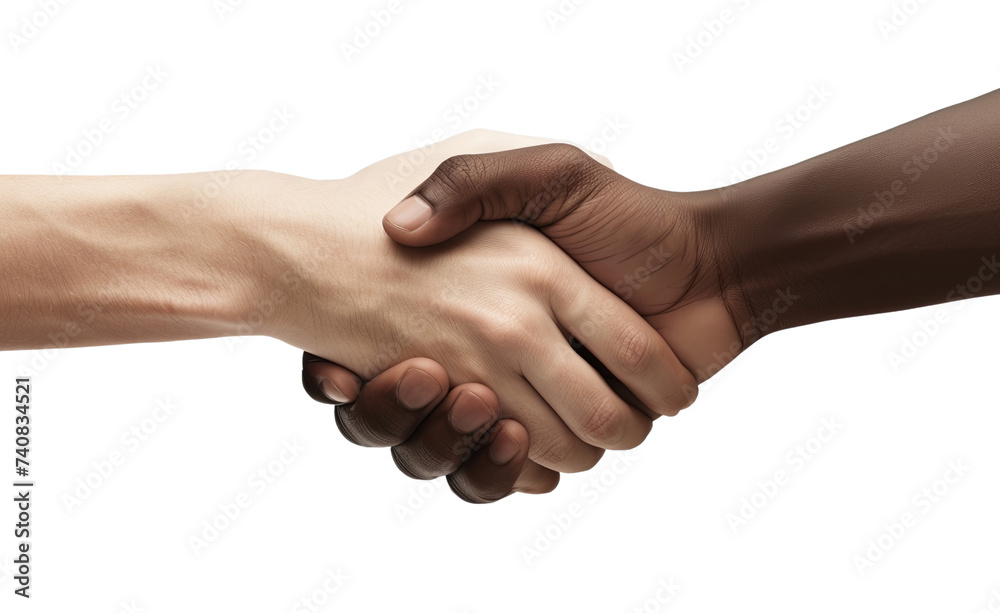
left=397, top=369, right=442, bottom=410
left=489, top=431, right=521, bottom=465
left=448, top=391, right=494, bottom=434
left=319, top=378, right=350, bottom=404
left=385, top=194, right=433, bottom=232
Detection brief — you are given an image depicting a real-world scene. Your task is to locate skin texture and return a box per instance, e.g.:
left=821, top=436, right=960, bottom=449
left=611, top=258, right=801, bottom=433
left=0, top=131, right=687, bottom=495
left=718, top=88, right=1000, bottom=334
left=309, top=88, right=1000, bottom=502
left=303, top=352, right=556, bottom=502
left=0, top=174, right=259, bottom=348
left=381, top=144, right=743, bottom=387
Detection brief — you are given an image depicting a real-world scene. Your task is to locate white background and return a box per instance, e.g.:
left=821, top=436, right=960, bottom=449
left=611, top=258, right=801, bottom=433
left=2, top=0, right=999, bottom=611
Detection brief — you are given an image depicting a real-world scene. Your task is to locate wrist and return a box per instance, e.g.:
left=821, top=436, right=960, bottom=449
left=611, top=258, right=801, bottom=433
left=211, top=170, right=326, bottom=344
left=701, top=179, right=816, bottom=348
left=157, top=170, right=276, bottom=339
left=226, top=172, right=384, bottom=354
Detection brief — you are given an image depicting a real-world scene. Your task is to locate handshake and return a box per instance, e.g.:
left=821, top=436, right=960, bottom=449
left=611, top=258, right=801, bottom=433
left=298, top=131, right=742, bottom=502
left=291, top=86, right=1000, bottom=504
left=5, top=90, right=999, bottom=505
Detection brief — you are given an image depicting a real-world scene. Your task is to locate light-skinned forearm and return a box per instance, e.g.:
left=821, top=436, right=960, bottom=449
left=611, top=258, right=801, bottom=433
left=0, top=173, right=271, bottom=350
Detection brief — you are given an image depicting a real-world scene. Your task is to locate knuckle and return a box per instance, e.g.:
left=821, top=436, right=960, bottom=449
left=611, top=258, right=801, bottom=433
left=519, top=144, right=616, bottom=227
left=483, top=319, right=531, bottom=349
left=531, top=436, right=571, bottom=469
left=615, top=323, right=653, bottom=373
left=435, top=154, right=491, bottom=195
left=541, top=143, right=609, bottom=186
left=543, top=143, right=597, bottom=172
left=580, top=396, right=627, bottom=448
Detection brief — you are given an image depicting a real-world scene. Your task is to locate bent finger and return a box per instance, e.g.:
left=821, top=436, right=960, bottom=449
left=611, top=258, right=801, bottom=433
left=334, top=357, right=449, bottom=447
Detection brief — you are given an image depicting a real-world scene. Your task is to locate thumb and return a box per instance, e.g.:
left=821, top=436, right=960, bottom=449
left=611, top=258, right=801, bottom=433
left=382, top=143, right=609, bottom=247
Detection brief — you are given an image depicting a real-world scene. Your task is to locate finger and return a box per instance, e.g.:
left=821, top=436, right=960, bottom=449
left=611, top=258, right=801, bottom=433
left=334, top=358, right=449, bottom=448
left=572, top=341, right=658, bottom=421
left=512, top=459, right=560, bottom=495
left=390, top=383, right=500, bottom=480
left=500, top=377, right=605, bottom=473
left=302, top=352, right=363, bottom=404
left=383, top=143, right=609, bottom=245
left=388, top=381, right=559, bottom=495
left=525, top=323, right=653, bottom=451
left=352, top=130, right=605, bottom=207
left=350, top=129, right=561, bottom=188
left=550, top=266, right=698, bottom=417
left=447, top=419, right=536, bottom=504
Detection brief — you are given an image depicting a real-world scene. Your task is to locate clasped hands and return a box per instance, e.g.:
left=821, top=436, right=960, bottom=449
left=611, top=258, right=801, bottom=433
left=284, top=131, right=749, bottom=503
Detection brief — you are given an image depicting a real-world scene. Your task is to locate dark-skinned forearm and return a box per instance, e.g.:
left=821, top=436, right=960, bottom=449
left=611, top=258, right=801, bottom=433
left=714, top=88, right=1000, bottom=342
